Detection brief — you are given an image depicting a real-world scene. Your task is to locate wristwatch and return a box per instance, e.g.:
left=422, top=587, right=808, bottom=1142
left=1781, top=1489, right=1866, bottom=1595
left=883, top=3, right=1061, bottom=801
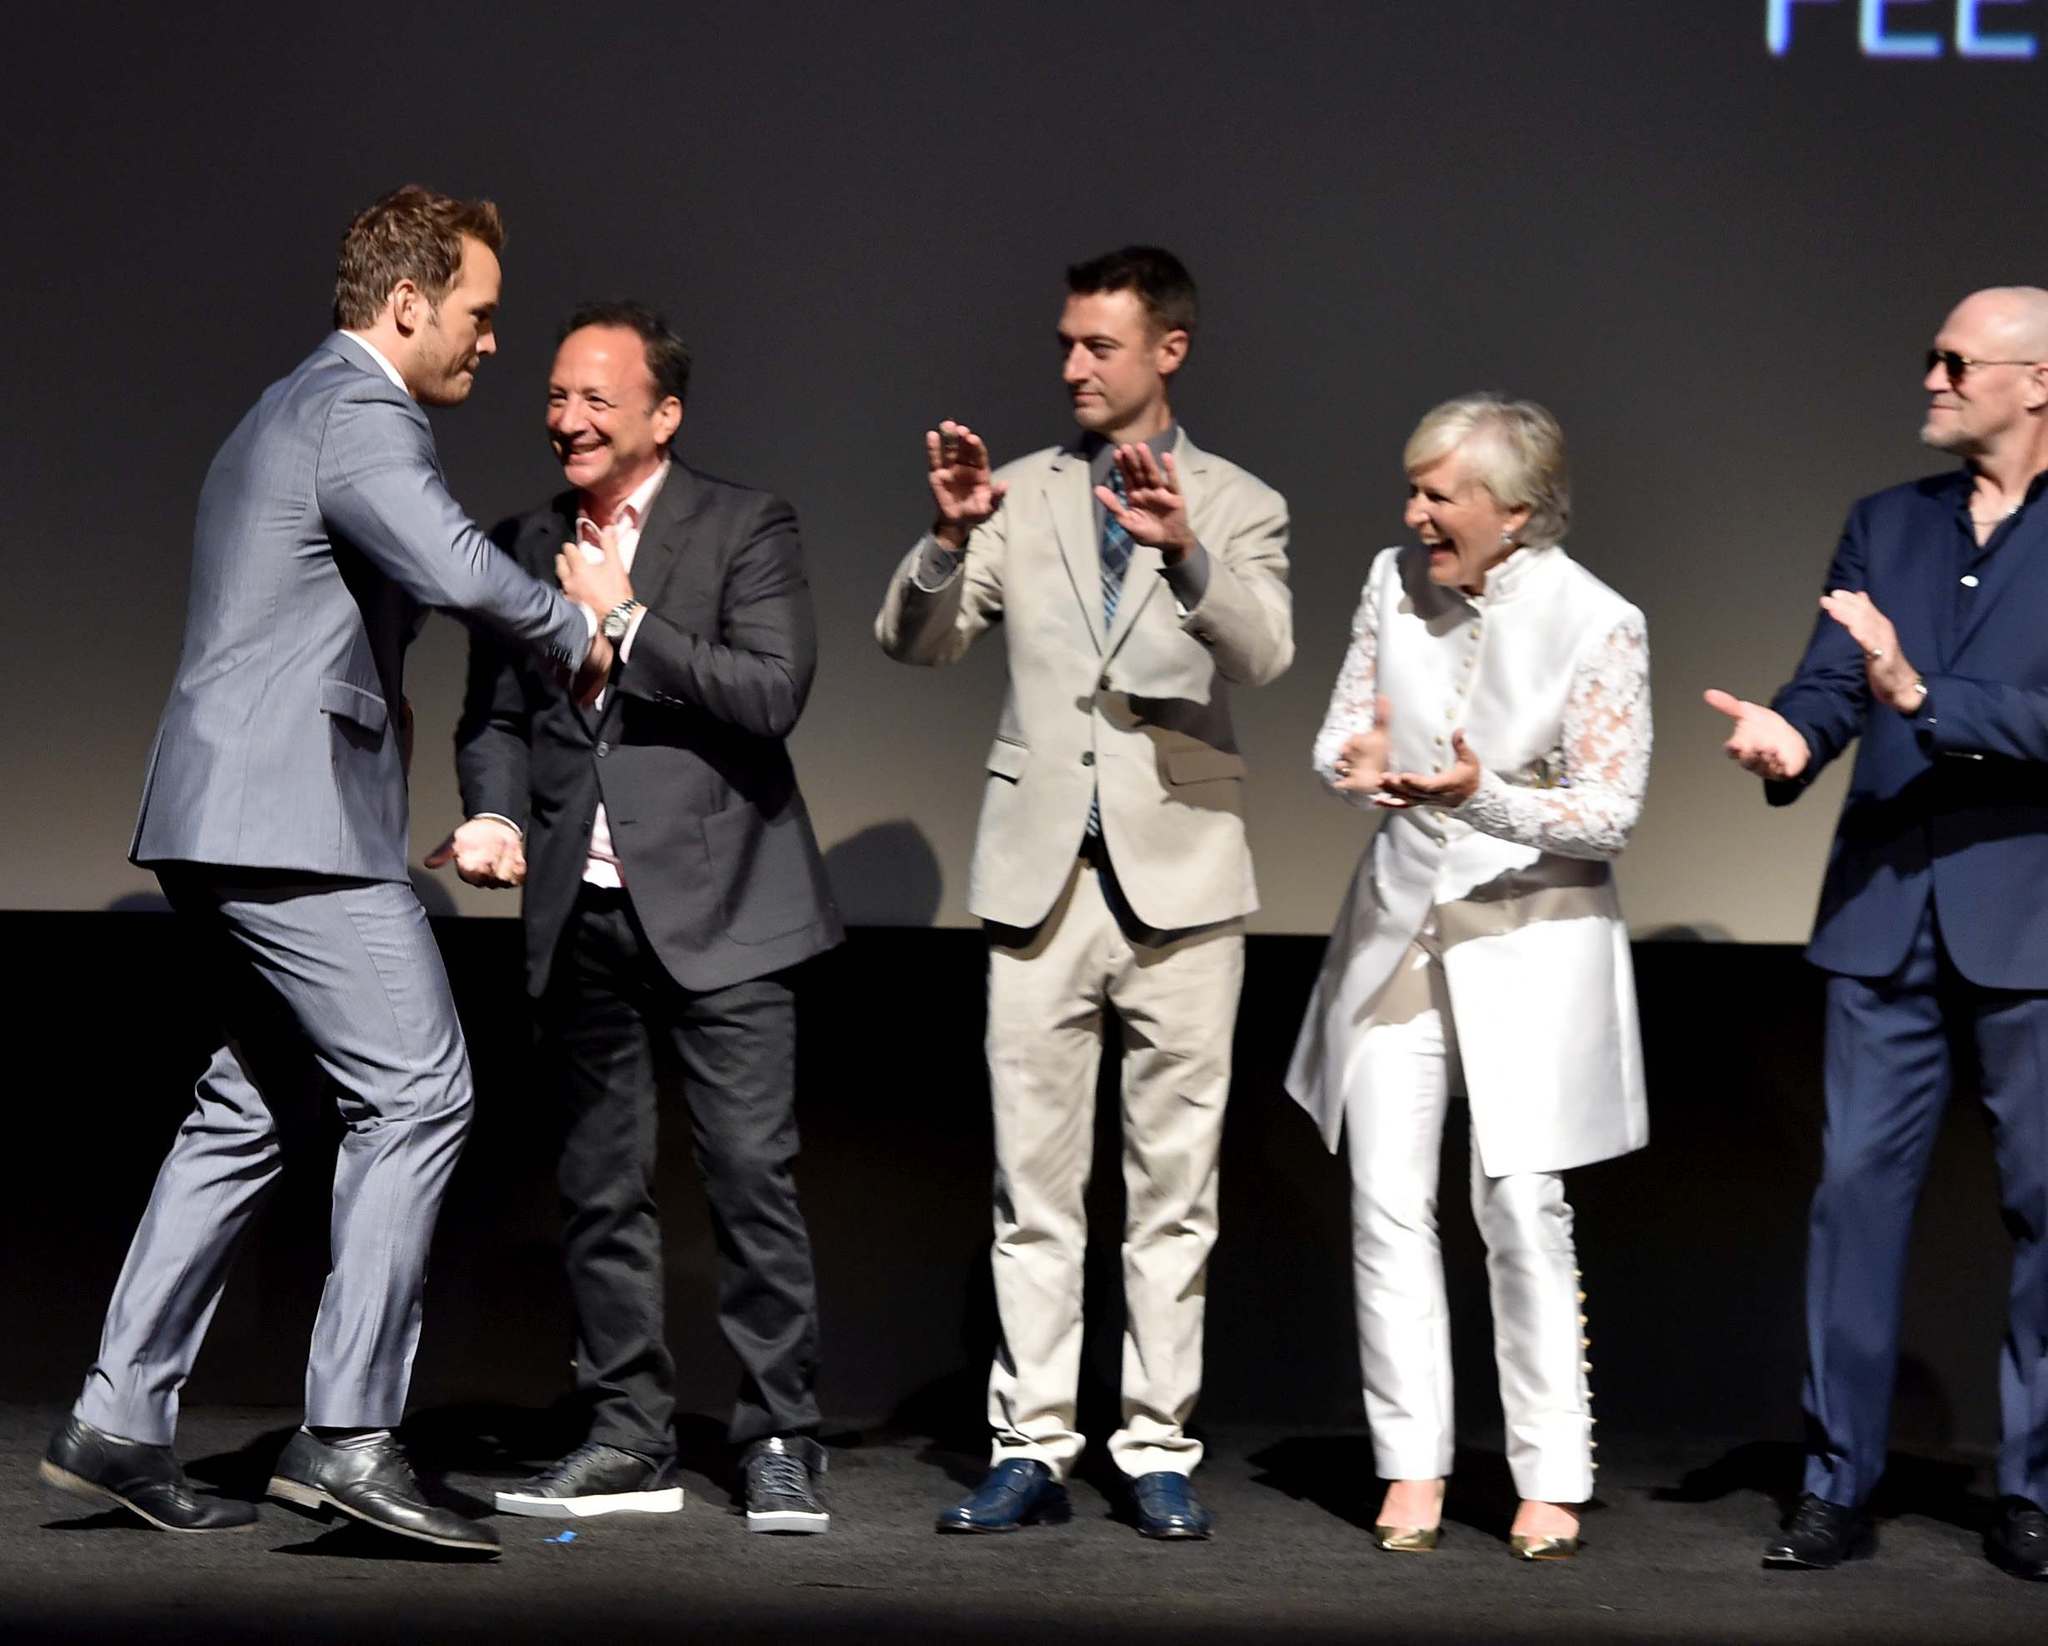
left=601, top=598, right=643, bottom=641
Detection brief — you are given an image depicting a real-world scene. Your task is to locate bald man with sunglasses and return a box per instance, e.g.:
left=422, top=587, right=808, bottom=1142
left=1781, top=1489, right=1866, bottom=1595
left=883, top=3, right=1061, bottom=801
left=1707, top=286, right=2048, bottom=1581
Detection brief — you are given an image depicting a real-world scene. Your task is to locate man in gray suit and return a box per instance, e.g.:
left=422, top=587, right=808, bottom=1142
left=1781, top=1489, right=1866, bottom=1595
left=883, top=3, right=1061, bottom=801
left=38, top=185, right=609, bottom=1555
left=876, top=247, right=1291, bottom=1539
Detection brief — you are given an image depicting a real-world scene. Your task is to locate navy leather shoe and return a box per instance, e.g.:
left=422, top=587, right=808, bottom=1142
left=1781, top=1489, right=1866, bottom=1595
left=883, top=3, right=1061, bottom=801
left=1988, top=1497, right=2048, bottom=1580
left=935, top=1459, right=1069, bottom=1533
left=1761, top=1493, right=1872, bottom=1569
left=1129, top=1470, right=1213, bottom=1540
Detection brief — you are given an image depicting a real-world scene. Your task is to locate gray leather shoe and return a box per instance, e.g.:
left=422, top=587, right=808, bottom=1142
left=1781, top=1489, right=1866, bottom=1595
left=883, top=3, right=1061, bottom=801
left=41, top=1415, right=257, bottom=1532
left=269, top=1429, right=498, bottom=1554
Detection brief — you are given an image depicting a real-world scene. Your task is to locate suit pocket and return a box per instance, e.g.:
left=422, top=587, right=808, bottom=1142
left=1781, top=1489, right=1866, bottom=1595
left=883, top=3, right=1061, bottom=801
left=1165, top=747, right=1245, bottom=785
left=703, top=802, right=819, bottom=945
left=986, top=736, right=1029, bottom=783
left=319, top=677, right=390, bottom=736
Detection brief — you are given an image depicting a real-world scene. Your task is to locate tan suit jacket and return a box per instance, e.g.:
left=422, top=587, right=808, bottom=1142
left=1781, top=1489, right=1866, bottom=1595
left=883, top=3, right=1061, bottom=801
left=876, top=431, right=1292, bottom=930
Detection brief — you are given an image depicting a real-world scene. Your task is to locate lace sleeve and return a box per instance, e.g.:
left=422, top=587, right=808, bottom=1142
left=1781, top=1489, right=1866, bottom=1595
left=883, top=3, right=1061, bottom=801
left=1311, top=577, right=1381, bottom=811
left=1453, top=611, right=1652, bottom=859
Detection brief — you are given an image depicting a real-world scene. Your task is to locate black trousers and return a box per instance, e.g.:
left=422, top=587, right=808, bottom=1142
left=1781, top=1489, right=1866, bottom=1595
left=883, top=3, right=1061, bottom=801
left=540, top=884, right=821, bottom=1455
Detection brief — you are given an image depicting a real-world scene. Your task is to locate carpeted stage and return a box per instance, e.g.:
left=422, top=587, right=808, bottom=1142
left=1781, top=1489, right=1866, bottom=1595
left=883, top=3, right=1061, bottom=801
left=3, top=916, right=2041, bottom=1638
left=3, top=1407, right=2039, bottom=1644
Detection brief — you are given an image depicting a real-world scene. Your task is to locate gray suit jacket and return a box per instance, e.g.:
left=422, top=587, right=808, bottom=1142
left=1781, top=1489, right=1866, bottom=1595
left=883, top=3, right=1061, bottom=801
left=132, top=333, right=588, bottom=881
left=876, top=431, right=1291, bottom=931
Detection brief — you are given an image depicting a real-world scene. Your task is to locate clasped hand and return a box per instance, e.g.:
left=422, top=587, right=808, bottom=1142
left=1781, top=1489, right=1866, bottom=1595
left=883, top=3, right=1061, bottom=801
left=555, top=523, right=629, bottom=705
left=1330, top=696, right=1482, bottom=809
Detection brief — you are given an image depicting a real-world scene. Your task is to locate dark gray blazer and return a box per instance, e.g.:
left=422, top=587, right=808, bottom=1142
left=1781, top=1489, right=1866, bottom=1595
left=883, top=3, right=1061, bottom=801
left=457, top=464, right=842, bottom=997
left=131, top=334, right=588, bottom=881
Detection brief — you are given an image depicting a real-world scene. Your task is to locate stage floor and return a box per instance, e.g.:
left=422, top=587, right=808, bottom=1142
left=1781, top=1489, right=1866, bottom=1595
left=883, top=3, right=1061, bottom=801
left=1, top=1405, right=2039, bottom=1644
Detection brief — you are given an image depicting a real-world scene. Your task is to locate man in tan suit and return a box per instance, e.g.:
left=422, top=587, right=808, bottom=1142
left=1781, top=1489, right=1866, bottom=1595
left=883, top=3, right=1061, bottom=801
left=876, top=246, right=1291, bottom=1539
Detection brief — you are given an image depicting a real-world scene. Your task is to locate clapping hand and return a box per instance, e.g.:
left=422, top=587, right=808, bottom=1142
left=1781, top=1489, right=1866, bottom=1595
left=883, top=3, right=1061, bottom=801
left=1380, top=729, right=1484, bottom=808
left=1818, top=588, right=1923, bottom=713
left=1096, top=444, right=1198, bottom=562
left=1331, top=696, right=1402, bottom=805
left=1703, top=689, right=1810, bottom=780
left=927, top=421, right=1008, bottom=549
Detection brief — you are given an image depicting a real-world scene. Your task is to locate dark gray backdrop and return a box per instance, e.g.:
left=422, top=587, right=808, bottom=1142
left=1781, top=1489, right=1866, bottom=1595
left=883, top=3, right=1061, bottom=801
left=5, top=1, right=2045, bottom=934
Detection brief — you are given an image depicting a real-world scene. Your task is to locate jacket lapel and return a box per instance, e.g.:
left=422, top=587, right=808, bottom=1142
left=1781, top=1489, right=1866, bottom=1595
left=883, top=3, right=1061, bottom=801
left=538, top=495, right=600, bottom=740
left=1046, top=444, right=1105, bottom=648
left=1102, top=431, right=1205, bottom=664
left=620, top=464, right=711, bottom=616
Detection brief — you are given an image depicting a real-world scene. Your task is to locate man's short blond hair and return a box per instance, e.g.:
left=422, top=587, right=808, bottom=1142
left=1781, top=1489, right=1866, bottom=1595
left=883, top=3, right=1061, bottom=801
left=332, top=184, right=504, bottom=331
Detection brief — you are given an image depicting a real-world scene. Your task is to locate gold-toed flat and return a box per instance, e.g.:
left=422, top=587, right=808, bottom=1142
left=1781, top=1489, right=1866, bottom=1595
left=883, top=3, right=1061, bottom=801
left=1374, top=1523, right=1440, bottom=1552
left=1508, top=1533, right=1581, bottom=1561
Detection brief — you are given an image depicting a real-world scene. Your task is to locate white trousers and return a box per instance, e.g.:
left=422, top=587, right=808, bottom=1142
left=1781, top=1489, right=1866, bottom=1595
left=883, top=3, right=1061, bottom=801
left=1344, top=936, right=1594, bottom=1503
left=983, top=856, right=1244, bottom=1480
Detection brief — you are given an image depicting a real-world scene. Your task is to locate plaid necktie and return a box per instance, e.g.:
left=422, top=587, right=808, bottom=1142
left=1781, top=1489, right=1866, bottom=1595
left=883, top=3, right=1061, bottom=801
left=1099, top=462, right=1135, bottom=633
left=1086, top=464, right=1136, bottom=839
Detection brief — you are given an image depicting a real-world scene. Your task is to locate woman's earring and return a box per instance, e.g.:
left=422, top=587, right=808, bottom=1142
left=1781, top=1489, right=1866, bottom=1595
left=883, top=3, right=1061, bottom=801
left=1499, top=528, right=1516, bottom=547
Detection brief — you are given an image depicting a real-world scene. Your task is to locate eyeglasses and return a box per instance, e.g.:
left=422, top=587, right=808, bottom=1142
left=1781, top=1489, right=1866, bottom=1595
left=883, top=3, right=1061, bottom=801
left=1926, top=349, right=2043, bottom=386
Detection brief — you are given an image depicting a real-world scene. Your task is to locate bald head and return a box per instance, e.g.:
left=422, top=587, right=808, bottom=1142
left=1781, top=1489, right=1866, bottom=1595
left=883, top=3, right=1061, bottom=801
left=1923, top=287, right=2048, bottom=462
left=1950, top=286, right=2048, bottom=359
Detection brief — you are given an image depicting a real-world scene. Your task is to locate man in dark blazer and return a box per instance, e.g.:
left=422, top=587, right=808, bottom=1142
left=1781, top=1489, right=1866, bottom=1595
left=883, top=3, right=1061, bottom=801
left=440, top=301, right=842, bottom=1531
left=1708, top=285, right=2048, bottom=1580
left=39, top=186, right=609, bottom=1556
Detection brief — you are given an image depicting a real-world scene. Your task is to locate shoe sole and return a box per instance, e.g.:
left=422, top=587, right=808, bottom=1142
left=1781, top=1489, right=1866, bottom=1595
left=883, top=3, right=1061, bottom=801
left=267, top=1474, right=499, bottom=1554
left=1761, top=1540, right=1875, bottom=1571
left=748, top=1508, right=829, bottom=1534
left=495, top=1487, right=685, bottom=1518
left=935, top=1503, right=1073, bottom=1534
left=39, top=1461, right=256, bottom=1534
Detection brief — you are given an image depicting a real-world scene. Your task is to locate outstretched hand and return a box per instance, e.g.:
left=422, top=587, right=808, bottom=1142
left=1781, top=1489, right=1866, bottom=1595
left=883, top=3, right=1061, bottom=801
left=1704, top=688, right=1810, bottom=780
left=426, top=816, right=526, bottom=889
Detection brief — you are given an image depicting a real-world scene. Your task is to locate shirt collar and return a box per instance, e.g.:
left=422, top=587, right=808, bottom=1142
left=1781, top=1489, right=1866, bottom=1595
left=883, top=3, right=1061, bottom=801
left=338, top=331, right=410, bottom=396
left=579, top=459, right=671, bottom=534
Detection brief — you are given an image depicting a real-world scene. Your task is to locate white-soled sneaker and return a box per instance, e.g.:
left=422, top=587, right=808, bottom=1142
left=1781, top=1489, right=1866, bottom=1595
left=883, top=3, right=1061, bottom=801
left=742, top=1435, right=829, bottom=1533
left=494, top=1442, right=684, bottom=1518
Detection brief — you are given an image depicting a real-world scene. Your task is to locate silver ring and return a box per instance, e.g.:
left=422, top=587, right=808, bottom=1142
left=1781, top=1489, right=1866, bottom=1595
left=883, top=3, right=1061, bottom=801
left=1866, top=648, right=1887, bottom=662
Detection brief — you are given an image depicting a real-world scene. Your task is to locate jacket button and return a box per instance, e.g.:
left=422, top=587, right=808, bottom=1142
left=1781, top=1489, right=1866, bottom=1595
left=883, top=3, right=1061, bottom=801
left=1080, top=751, right=1095, bottom=766
left=595, top=741, right=610, bottom=758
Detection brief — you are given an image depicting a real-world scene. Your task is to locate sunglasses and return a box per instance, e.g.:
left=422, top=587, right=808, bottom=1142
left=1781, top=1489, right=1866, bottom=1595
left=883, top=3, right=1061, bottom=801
left=1926, top=349, right=2042, bottom=386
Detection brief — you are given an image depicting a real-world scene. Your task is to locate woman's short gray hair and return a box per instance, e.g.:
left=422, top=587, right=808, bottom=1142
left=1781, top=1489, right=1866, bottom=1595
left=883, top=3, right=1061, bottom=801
left=1403, top=393, right=1571, bottom=548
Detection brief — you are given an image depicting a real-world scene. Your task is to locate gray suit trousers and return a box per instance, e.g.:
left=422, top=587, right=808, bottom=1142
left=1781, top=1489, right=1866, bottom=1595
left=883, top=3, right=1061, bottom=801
left=76, top=870, right=474, bottom=1442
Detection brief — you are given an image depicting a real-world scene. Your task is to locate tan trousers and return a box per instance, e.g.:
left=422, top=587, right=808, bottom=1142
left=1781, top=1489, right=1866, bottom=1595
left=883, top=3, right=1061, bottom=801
left=983, top=855, right=1245, bottom=1480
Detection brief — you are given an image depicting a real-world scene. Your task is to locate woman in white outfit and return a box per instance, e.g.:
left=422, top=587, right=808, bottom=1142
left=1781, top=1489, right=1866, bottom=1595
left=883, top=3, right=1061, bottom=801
left=1286, top=394, right=1651, bottom=1560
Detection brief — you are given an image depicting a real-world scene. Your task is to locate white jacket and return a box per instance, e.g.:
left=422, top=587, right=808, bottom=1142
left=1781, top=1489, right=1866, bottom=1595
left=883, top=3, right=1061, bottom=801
left=1286, top=542, right=1652, bottom=1176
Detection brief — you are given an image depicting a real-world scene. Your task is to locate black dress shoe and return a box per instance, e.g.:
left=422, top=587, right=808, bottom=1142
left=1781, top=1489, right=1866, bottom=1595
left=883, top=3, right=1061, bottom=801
left=935, top=1459, right=1070, bottom=1533
left=1129, top=1470, right=1213, bottom=1540
left=268, top=1430, right=498, bottom=1554
left=1987, top=1497, right=2048, bottom=1580
left=495, top=1442, right=683, bottom=1519
left=40, top=1415, right=257, bottom=1532
left=742, top=1435, right=830, bottom=1533
left=1762, top=1493, right=1873, bottom=1569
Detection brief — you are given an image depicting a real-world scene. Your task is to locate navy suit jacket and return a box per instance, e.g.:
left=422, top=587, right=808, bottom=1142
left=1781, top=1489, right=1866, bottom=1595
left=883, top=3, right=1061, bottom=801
left=1770, top=470, right=2048, bottom=988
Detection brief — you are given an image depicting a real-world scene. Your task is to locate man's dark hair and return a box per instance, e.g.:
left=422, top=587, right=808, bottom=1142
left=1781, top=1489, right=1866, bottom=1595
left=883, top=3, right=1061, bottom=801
left=1065, top=245, right=1198, bottom=340
left=559, top=299, right=692, bottom=409
left=332, top=185, right=504, bottom=330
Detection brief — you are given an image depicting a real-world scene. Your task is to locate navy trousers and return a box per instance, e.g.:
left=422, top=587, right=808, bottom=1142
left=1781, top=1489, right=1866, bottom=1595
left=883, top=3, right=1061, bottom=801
left=1805, top=900, right=2048, bottom=1507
